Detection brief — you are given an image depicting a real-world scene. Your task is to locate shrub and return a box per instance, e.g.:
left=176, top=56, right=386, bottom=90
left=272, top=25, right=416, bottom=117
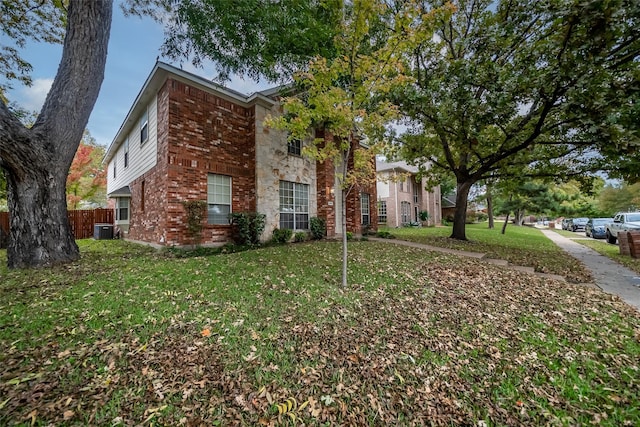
left=309, top=217, right=326, bottom=240
left=294, top=232, right=307, bottom=242
left=230, top=212, right=266, bottom=245
left=182, top=200, right=207, bottom=246
left=346, top=231, right=353, bottom=241
left=272, top=228, right=292, bottom=243
left=419, top=210, right=430, bottom=221
left=376, top=230, right=395, bottom=239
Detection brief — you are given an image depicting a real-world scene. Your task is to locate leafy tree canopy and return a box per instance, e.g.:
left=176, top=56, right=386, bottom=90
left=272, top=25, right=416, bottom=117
left=396, top=0, right=640, bottom=239
left=0, top=0, right=66, bottom=92
left=124, top=0, right=343, bottom=82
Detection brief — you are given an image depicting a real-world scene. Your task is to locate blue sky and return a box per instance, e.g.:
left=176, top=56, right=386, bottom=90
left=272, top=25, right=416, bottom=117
left=6, top=4, right=271, bottom=148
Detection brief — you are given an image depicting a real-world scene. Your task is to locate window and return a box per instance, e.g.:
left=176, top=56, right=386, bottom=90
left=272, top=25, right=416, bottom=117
left=207, top=174, right=231, bottom=224
left=113, top=152, right=117, bottom=178
left=287, top=138, right=302, bottom=156
left=140, top=108, right=149, bottom=145
left=279, top=181, right=309, bottom=230
left=378, top=201, right=387, bottom=223
left=361, top=193, right=370, bottom=226
left=413, top=182, right=419, bottom=203
left=399, top=179, right=404, bottom=192
left=124, top=138, right=129, bottom=168
left=401, top=201, right=411, bottom=224
left=116, top=197, right=129, bottom=222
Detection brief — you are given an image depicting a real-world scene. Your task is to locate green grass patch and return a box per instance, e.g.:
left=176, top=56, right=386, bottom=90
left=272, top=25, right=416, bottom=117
left=383, top=223, right=590, bottom=282
left=574, top=238, right=640, bottom=275
left=0, top=239, right=638, bottom=425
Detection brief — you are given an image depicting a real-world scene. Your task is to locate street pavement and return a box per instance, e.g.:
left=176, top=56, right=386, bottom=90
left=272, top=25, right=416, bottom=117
left=540, top=229, right=640, bottom=311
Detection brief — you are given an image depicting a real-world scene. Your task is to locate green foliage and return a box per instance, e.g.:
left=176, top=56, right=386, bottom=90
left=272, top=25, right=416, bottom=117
left=0, top=0, right=66, bottom=92
left=418, top=210, right=430, bottom=222
left=598, top=182, right=640, bottom=215
left=294, top=232, right=307, bottom=243
left=182, top=200, right=207, bottom=245
left=309, top=216, right=326, bottom=240
left=230, top=212, right=266, bottom=245
left=375, top=230, right=395, bottom=239
left=272, top=228, right=292, bottom=244
left=397, top=0, right=640, bottom=239
left=1, top=238, right=638, bottom=424
left=125, top=0, right=341, bottom=83
left=346, top=232, right=353, bottom=241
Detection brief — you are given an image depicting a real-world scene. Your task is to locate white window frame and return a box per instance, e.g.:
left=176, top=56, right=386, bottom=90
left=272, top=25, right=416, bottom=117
left=361, top=192, right=370, bottom=226
left=401, top=201, right=411, bottom=224
left=207, top=174, right=232, bottom=225
left=124, top=137, right=129, bottom=168
left=115, top=197, right=130, bottom=223
left=378, top=200, right=387, bottom=223
left=279, top=181, right=309, bottom=230
left=140, top=108, right=149, bottom=145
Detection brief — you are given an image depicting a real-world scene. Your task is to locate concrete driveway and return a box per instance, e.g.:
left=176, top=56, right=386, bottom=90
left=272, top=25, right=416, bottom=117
left=540, top=229, right=640, bottom=311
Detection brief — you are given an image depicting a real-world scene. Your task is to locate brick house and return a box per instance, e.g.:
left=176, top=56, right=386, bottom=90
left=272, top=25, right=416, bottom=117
left=104, top=62, right=377, bottom=247
left=375, top=160, right=441, bottom=227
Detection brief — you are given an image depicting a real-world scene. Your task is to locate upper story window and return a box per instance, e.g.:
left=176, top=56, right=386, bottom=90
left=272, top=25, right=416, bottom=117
left=207, top=174, right=232, bottom=225
left=287, top=138, right=301, bottom=156
left=413, top=181, right=419, bottom=203
left=140, top=108, right=149, bottom=145
left=124, top=137, right=129, bottom=168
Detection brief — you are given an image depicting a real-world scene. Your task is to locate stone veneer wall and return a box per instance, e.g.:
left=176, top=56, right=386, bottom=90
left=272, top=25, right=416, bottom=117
left=254, top=103, right=317, bottom=240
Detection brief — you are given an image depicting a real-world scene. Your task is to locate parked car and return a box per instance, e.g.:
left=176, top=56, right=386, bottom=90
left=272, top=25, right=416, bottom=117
left=561, top=218, right=571, bottom=230
left=569, top=217, right=588, bottom=232
left=605, top=212, right=640, bottom=244
left=585, top=218, right=613, bottom=239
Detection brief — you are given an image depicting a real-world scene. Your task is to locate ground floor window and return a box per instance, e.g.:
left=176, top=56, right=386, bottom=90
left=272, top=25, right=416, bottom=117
left=207, top=174, right=231, bottom=224
left=401, top=201, right=411, bottom=224
left=279, top=181, right=309, bottom=230
left=361, top=193, right=370, bottom=226
left=116, top=197, right=130, bottom=222
left=378, top=200, right=387, bottom=223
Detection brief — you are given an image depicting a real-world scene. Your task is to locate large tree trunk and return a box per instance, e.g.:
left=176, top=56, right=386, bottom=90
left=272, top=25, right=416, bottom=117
left=0, top=0, right=112, bottom=268
left=450, top=180, right=472, bottom=240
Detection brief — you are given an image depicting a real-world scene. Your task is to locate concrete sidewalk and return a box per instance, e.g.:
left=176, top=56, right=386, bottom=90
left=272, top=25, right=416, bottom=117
left=539, top=229, right=640, bottom=311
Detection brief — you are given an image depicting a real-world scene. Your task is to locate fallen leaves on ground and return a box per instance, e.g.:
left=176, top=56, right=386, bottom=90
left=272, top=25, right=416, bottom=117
left=0, top=243, right=638, bottom=426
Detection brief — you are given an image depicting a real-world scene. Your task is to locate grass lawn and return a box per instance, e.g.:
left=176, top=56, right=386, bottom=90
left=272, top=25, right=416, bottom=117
left=381, top=223, right=591, bottom=283
left=551, top=229, right=640, bottom=275
left=1, top=240, right=639, bottom=426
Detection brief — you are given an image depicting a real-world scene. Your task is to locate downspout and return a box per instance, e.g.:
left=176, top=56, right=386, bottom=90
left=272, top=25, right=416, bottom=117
left=394, top=169, right=399, bottom=227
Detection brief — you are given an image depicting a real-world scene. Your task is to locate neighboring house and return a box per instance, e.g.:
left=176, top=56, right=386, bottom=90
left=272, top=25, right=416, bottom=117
left=441, top=193, right=456, bottom=221
left=104, top=62, right=376, bottom=247
left=376, top=160, right=441, bottom=227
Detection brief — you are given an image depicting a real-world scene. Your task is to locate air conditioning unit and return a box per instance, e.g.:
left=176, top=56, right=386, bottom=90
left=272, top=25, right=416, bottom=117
left=94, top=224, right=114, bottom=240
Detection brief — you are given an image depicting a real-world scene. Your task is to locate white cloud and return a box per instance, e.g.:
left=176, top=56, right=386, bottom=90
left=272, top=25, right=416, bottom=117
left=20, top=78, right=54, bottom=111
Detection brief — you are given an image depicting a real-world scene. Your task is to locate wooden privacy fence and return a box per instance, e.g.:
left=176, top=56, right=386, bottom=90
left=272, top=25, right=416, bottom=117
left=0, top=208, right=113, bottom=247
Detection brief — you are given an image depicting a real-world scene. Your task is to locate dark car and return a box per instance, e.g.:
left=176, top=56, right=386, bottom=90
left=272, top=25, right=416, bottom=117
left=569, top=217, right=588, bottom=232
left=585, top=218, right=613, bottom=239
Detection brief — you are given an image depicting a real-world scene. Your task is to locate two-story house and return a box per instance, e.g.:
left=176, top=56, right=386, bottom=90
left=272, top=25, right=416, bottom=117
left=104, top=62, right=376, bottom=247
left=376, top=160, right=441, bottom=227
